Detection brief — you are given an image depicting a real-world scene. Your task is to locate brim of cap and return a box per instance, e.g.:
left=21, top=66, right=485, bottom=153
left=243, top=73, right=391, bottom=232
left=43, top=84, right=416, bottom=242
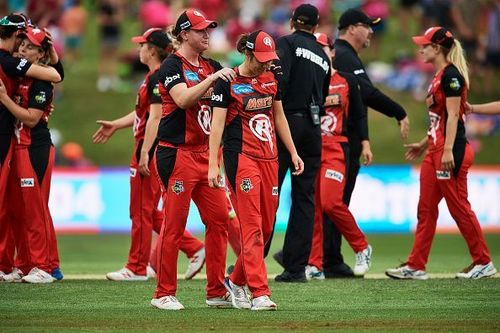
left=131, top=36, right=148, bottom=44
left=191, top=20, right=218, bottom=30
left=20, top=32, right=42, bottom=47
left=412, top=35, right=431, bottom=45
left=254, top=51, right=279, bottom=63
left=316, top=38, right=329, bottom=47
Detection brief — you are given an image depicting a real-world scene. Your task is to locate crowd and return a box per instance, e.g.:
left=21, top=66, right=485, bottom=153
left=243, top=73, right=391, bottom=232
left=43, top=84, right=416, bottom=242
left=0, top=1, right=498, bottom=313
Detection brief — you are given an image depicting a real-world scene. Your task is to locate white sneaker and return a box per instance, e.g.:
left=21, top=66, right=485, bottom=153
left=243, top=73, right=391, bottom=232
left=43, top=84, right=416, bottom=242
left=353, top=245, right=372, bottom=276
left=251, top=295, right=277, bottom=311
left=456, top=262, right=497, bottom=280
left=106, top=268, right=147, bottom=281
left=185, top=248, right=205, bottom=280
left=223, top=277, right=251, bottom=309
left=1, top=268, right=24, bottom=282
left=151, top=296, right=185, bottom=310
left=305, top=265, right=325, bottom=280
left=146, top=265, right=156, bottom=279
left=21, top=268, right=55, bottom=284
left=206, top=292, right=233, bottom=308
left=0, top=271, right=6, bottom=281
left=385, top=264, right=429, bottom=280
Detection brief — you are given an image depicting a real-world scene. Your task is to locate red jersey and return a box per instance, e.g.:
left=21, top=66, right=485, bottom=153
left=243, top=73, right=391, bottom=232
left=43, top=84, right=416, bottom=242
left=211, top=69, right=281, bottom=160
left=321, top=71, right=367, bottom=144
left=426, top=64, right=467, bottom=152
left=156, top=52, right=222, bottom=151
left=13, top=77, right=53, bottom=147
left=133, top=67, right=162, bottom=141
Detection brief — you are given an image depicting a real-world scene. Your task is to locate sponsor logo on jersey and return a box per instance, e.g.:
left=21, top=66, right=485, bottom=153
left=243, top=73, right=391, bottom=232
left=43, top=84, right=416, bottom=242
left=436, top=170, right=451, bottom=180
left=164, top=73, right=181, bottom=86
left=249, top=113, right=274, bottom=152
left=272, top=186, right=279, bottom=196
left=245, top=95, right=273, bottom=111
left=34, top=91, right=46, bottom=104
left=201, top=87, right=213, bottom=100
left=240, top=178, right=253, bottom=193
left=198, top=105, right=211, bottom=135
left=184, top=70, right=201, bottom=82
left=294, top=47, right=329, bottom=73
left=211, top=93, right=223, bottom=102
left=320, top=112, right=338, bottom=136
left=20, top=178, right=35, bottom=187
left=450, top=77, right=461, bottom=91
left=232, top=84, right=254, bottom=95
left=171, top=180, right=184, bottom=194
left=130, top=168, right=137, bottom=177
left=325, top=93, right=341, bottom=107
left=16, top=58, right=28, bottom=71
left=330, top=84, right=346, bottom=89
left=353, top=69, right=365, bottom=75
left=261, top=81, right=276, bottom=89
left=325, top=169, right=343, bottom=182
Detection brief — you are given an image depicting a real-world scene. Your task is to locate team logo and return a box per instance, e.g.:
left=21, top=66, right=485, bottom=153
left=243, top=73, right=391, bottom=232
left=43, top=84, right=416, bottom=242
left=436, top=170, right=451, bottom=180
left=184, top=70, right=201, bottom=82
left=32, top=28, right=42, bottom=35
left=240, top=178, right=253, bottom=193
left=193, top=10, right=203, bottom=16
left=130, top=168, right=137, bottom=177
left=325, top=169, right=343, bottom=182
left=249, top=113, right=274, bottom=152
left=198, top=105, right=211, bottom=134
left=20, top=178, right=35, bottom=187
left=320, top=112, right=337, bottom=136
left=171, top=180, right=184, bottom=195
left=450, top=77, right=461, bottom=91
left=272, top=186, right=279, bottom=196
left=34, top=91, right=46, bottom=104
left=263, top=37, right=273, bottom=48
left=152, top=85, right=160, bottom=96
left=232, top=84, right=254, bottom=95
left=427, top=111, right=441, bottom=144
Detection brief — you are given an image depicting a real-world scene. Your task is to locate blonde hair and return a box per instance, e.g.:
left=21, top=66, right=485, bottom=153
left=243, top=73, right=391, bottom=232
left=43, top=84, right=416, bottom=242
left=446, top=39, right=469, bottom=88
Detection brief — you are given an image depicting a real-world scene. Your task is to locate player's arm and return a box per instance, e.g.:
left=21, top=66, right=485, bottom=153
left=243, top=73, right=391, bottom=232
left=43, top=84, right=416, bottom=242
left=92, top=111, right=135, bottom=144
left=2, top=54, right=61, bottom=83
left=467, top=101, right=500, bottom=115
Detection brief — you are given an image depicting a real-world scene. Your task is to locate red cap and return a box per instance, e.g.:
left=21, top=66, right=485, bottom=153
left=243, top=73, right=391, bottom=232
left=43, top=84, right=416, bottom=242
left=412, top=27, right=454, bottom=49
left=131, top=28, right=171, bottom=49
left=245, top=30, right=279, bottom=63
left=314, top=33, right=329, bottom=47
left=173, top=9, right=217, bottom=35
left=20, top=27, right=48, bottom=48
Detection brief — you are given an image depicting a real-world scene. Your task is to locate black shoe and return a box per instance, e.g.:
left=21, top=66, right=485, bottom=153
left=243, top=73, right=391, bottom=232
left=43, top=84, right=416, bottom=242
left=226, top=264, right=234, bottom=275
left=275, top=270, right=307, bottom=283
left=323, top=263, right=355, bottom=278
left=272, top=250, right=284, bottom=268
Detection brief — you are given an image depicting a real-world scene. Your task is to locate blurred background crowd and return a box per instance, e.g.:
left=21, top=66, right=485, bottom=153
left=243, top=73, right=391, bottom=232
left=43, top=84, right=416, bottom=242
left=0, top=0, right=498, bottom=166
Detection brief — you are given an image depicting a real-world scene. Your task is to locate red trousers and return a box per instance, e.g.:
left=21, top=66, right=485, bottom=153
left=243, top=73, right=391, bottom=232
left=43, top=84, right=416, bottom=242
left=8, top=144, right=59, bottom=274
left=154, top=147, right=228, bottom=298
left=309, top=142, right=368, bottom=270
left=226, top=153, right=278, bottom=298
left=126, top=143, right=203, bottom=276
left=0, top=137, right=14, bottom=272
left=407, top=145, right=491, bottom=270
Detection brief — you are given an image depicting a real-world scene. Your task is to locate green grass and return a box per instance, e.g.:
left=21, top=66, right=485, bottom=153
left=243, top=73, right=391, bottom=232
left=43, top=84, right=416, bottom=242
left=1, top=234, right=499, bottom=332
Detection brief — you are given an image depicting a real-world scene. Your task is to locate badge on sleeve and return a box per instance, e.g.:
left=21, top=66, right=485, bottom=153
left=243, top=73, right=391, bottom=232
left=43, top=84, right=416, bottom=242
left=450, top=78, right=461, bottom=91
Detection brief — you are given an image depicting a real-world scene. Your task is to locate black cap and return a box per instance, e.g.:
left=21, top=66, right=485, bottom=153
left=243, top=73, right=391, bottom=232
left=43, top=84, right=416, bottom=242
left=292, top=4, right=319, bottom=26
left=0, top=14, right=28, bottom=30
left=338, top=8, right=381, bottom=30
left=131, top=28, right=171, bottom=49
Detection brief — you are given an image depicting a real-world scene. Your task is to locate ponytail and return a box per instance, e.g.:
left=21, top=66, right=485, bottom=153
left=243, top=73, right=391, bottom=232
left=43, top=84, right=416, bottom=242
left=236, top=33, right=249, bottom=54
left=446, top=39, right=469, bottom=88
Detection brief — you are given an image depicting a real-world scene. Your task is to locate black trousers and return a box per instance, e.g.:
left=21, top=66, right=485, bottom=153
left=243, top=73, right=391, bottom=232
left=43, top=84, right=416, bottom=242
left=322, top=138, right=362, bottom=269
left=265, top=113, right=321, bottom=274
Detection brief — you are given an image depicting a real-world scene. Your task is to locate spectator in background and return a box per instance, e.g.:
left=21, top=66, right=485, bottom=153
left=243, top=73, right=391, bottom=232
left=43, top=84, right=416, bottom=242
left=60, top=141, right=93, bottom=167
left=397, top=0, right=421, bottom=40
left=27, top=0, right=62, bottom=28
left=481, top=0, right=500, bottom=96
left=60, top=0, right=87, bottom=64
left=139, top=0, right=172, bottom=31
left=362, top=0, right=389, bottom=59
left=96, top=0, right=125, bottom=92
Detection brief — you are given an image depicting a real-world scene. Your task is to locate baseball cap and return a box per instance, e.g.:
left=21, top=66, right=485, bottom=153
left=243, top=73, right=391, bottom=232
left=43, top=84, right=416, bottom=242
left=131, top=28, right=171, bottom=49
left=245, top=30, right=279, bottom=63
left=412, top=27, right=454, bottom=49
left=20, top=27, right=49, bottom=49
left=314, top=32, right=333, bottom=48
left=292, top=4, right=319, bottom=26
left=338, top=8, right=381, bottom=30
left=173, top=9, right=217, bottom=35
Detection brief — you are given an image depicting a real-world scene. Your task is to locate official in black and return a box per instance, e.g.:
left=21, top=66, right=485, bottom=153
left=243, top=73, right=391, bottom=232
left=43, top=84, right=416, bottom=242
left=269, top=4, right=331, bottom=282
left=322, top=8, right=410, bottom=277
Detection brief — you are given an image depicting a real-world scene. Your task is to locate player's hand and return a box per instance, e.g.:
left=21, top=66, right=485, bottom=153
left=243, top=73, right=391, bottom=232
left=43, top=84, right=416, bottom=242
left=404, top=142, right=425, bottom=161
left=398, top=116, right=410, bottom=141
left=92, top=120, right=117, bottom=144
left=208, top=163, right=222, bottom=188
left=361, top=141, right=373, bottom=166
left=138, top=150, right=150, bottom=176
left=465, top=102, right=473, bottom=115
left=291, top=154, right=304, bottom=176
left=44, top=28, right=59, bottom=65
left=441, top=148, right=455, bottom=172
left=212, top=68, right=236, bottom=83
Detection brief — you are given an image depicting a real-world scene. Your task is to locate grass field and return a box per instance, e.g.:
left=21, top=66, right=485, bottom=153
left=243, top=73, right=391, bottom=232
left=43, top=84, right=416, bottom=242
left=1, top=233, right=499, bottom=332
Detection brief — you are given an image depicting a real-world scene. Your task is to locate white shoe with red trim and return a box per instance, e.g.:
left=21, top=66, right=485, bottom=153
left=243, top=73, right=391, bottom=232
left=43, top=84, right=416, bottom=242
left=185, top=248, right=205, bottom=280
left=22, top=268, right=55, bottom=284
left=151, top=296, right=185, bottom=310
left=106, top=268, right=147, bottom=281
left=251, top=295, right=277, bottom=311
left=1, top=268, right=24, bottom=282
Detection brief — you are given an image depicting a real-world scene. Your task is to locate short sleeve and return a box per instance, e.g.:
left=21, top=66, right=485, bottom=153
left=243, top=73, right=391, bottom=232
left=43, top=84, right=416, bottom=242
left=148, top=70, right=162, bottom=104
left=0, top=54, right=32, bottom=77
left=158, top=56, right=185, bottom=91
left=28, top=80, right=53, bottom=110
left=211, top=78, right=231, bottom=109
left=441, top=66, right=465, bottom=97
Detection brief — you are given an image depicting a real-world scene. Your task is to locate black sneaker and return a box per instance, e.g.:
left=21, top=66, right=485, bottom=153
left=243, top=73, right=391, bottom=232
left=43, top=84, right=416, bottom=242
left=323, top=263, right=355, bottom=278
left=275, top=270, right=307, bottom=283
left=272, top=250, right=284, bottom=268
